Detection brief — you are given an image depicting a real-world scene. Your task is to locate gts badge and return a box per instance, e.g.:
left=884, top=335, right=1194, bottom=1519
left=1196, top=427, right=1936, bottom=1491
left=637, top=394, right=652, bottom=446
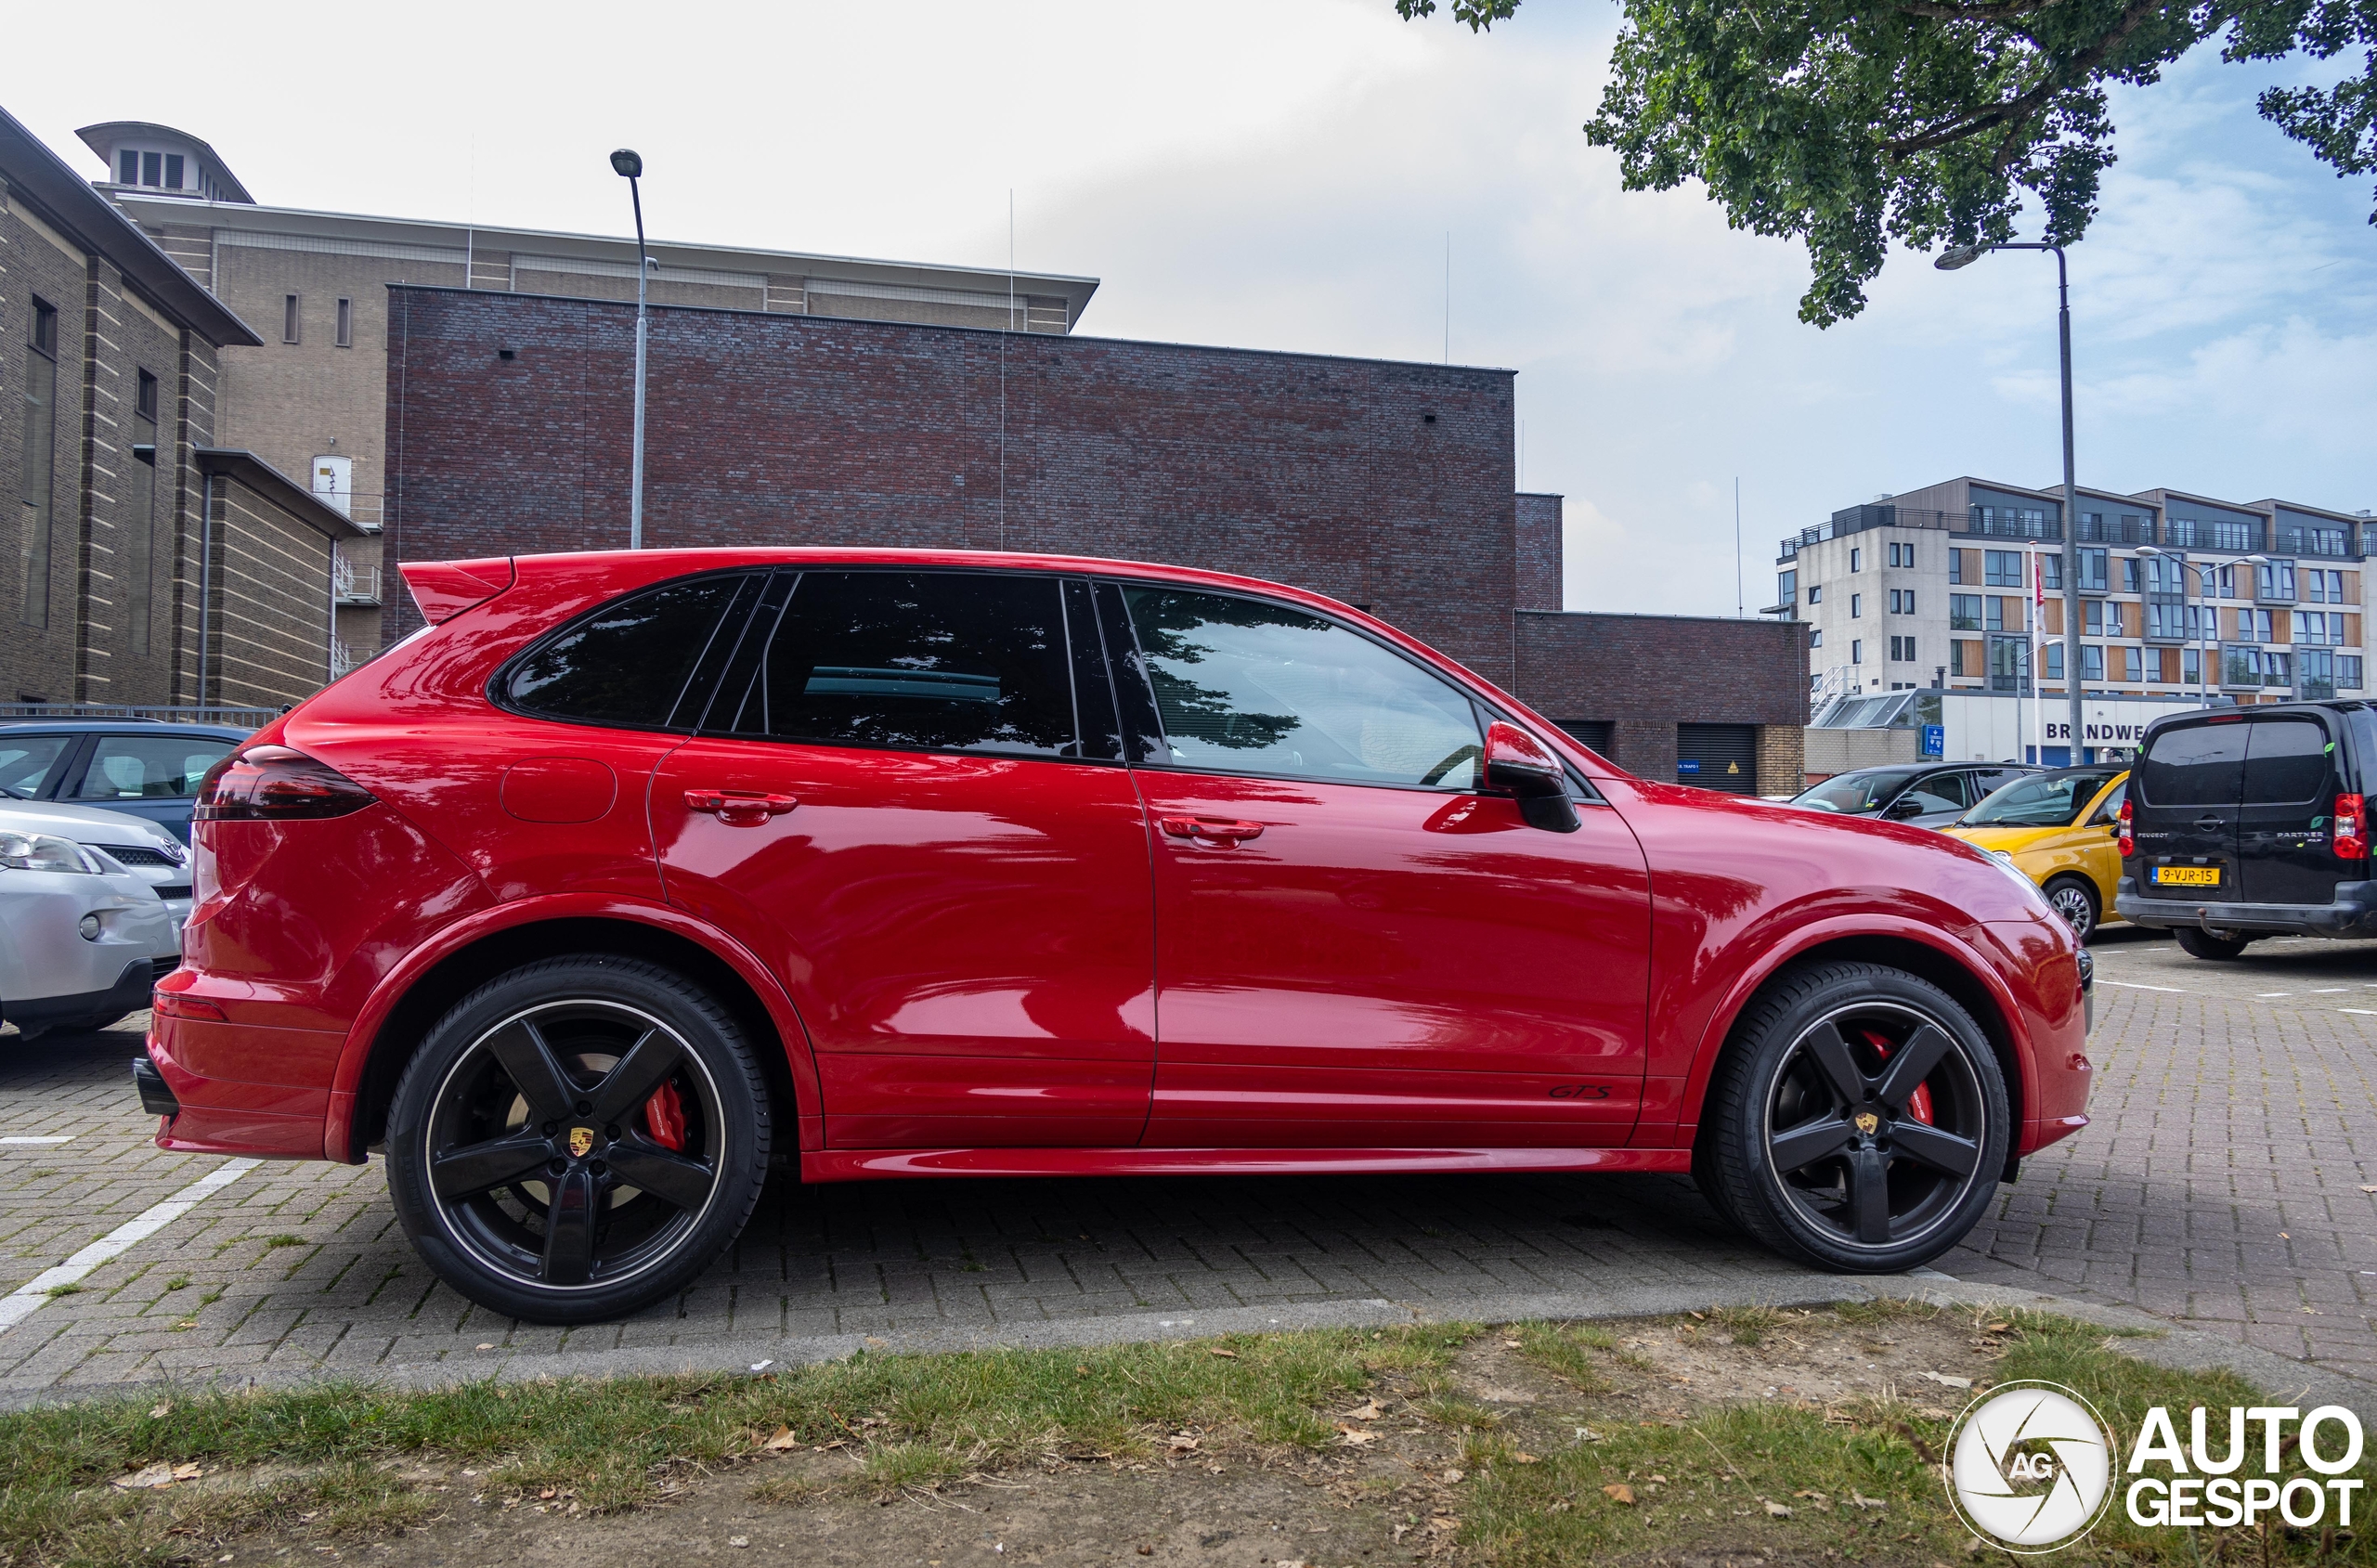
left=1548, top=1084, right=1612, bottom=1100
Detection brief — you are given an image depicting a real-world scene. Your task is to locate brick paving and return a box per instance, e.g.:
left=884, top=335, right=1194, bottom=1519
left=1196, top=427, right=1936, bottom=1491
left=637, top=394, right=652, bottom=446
left=2, top=930, right=2374, bottom=1396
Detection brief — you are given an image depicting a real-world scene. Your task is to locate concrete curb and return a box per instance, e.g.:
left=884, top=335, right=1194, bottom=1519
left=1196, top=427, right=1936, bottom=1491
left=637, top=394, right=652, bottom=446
left=5, top=1266, right=2369, bottom=1421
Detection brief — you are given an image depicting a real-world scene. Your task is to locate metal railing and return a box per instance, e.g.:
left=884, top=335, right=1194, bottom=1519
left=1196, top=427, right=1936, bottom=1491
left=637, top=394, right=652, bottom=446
left=332, top=558, right=382, bottom=604
left=330, top=640, right=366, bottom=678
left=2076, top=513, right=2154, bottom=545
left=0, top=704, right=276, bottom=728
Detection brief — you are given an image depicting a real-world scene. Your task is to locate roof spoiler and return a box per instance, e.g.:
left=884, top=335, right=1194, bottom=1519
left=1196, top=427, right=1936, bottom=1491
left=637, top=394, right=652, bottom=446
left=399, top=557, right=515, bottom=624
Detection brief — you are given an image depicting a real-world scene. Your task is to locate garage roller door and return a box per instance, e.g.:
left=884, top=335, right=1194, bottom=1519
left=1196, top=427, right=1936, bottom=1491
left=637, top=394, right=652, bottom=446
left=1555, top=720, right=1615, bottom=760
left=1677, top=723, right=1757, bottom=793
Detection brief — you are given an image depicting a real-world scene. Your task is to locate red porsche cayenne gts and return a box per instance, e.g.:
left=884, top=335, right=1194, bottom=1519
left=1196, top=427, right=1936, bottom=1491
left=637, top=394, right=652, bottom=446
left=139, top=549, right=2093, bottom=1323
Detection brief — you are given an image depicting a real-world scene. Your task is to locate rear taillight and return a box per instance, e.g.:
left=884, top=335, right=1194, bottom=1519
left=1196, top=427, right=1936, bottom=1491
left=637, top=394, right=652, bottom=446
left=194, top=745, right=375, bottom=822
left=2116, top=797, right=2134, bottom=860
left=2336, top=794, right=2367, bottom=861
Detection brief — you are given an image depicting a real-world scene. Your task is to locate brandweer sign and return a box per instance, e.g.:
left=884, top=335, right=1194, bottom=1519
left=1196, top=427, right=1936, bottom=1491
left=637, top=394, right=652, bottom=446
left=2043, top=720, right=2153, bottom=745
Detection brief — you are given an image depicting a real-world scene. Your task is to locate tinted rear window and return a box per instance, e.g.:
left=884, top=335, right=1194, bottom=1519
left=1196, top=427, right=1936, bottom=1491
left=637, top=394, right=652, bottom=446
left=2136, top=722, right=2246, bottom=807
left=505, top=574, right=753, bottom=728
left=2241, top=718, right=2333, bottom=805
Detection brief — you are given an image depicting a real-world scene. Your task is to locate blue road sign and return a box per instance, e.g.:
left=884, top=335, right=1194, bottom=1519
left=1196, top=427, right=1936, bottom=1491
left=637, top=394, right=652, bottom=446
left=1921, top=724, right=1944, bottom=758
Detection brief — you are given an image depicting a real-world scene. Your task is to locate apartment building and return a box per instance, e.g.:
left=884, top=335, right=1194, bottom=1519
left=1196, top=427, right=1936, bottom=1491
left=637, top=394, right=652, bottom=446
left=1775, top=474, right=2374, bottom=719
left=1, top=105, right=363, bottom=712
left=72, top=119, right=1099, bottom=673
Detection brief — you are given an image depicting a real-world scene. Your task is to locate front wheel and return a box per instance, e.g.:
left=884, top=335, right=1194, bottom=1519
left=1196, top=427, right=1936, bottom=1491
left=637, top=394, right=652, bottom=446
left=2043, top=876, right=2099, bottom=943
left=1696, top=962, right=2009, bottom=1275
left=384, top=956, right=773, bottom=1324
left=2174, top=927, right=2252, bottom=961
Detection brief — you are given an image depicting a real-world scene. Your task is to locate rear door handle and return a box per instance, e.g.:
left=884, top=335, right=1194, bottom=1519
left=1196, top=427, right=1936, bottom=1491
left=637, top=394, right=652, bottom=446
left=685, top=788, right=799, bottom=826
left=1159, top=815, right=1265, bottom=846
left=2192, top=814, right=2227, bottom=833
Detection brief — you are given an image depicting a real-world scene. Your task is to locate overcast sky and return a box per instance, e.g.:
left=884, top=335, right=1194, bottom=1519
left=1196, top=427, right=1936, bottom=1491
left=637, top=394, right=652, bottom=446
left=14, top=0, right=2373, bottom=616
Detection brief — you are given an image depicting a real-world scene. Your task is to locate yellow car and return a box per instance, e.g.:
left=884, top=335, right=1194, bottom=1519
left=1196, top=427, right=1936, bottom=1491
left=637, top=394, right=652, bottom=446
left=1945, top=766, right=2130, bottom=942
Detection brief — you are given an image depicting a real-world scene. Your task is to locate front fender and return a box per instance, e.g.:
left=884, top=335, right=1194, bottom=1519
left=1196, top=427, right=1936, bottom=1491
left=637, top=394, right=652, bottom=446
left=1643, top=912, right=2048, bottom=1149
left=324, top=891, right=822, bottom=1161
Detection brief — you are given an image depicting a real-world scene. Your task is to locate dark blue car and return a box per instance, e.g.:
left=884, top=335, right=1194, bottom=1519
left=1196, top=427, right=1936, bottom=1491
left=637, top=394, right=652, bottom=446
left=0, top=722, right=252, bottom=844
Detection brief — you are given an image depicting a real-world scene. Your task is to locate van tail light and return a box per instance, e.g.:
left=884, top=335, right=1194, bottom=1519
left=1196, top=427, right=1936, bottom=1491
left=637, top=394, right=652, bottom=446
left=194, top=745, right=375, bottom=822
left=2336, top=794, right=2368, bottom=861
left=2116, top=797, right=2134, bottom=860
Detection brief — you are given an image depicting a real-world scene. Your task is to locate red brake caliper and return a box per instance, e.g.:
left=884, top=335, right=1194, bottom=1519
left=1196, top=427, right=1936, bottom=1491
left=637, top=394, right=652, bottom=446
left=645, top=1082, right=687, bottom=1150
left=1863, top=1029, right=1935, bottom=1124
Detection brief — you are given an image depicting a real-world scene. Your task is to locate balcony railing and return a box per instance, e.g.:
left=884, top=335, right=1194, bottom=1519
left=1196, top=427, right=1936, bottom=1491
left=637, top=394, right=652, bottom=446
left=331, top=640, right=365, bottom=678
left=1961, top=512, right=2062, bottom=542
left=332, top=559, right=382, bottom=605
left=2076, top=513, right=2154, bottom=545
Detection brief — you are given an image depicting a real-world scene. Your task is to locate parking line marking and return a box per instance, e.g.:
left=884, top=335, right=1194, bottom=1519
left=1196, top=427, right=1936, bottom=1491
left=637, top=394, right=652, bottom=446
left=2313, top=988, right=2353, bottom=994
left=0, top=1158, right=259, bottom=1336
left=2102, top=981, right=2188, bottom=992
left=0, top=1136, right=72, bottom=1146
left=2259, top=992, right=2294, bottom=998
left=2340, top=1010, right=2377, bottom=1017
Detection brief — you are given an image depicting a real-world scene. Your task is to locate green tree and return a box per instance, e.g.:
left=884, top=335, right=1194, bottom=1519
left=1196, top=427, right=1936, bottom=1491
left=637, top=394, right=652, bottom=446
left=1396, top=1, right=2377, bottom=326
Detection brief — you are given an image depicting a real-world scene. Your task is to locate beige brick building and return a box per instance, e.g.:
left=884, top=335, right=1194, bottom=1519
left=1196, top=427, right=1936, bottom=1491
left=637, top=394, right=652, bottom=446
left=2, top=107, right=361, bottom=714
left=77, top=120, right=1099, bottom=672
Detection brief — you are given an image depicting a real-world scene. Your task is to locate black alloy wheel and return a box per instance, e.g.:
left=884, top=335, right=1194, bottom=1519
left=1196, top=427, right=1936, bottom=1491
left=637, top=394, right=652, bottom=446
left=1698, top=962, right=2008, bottom=1274
left=385, top=958, right=771, bottom=1323
left=2043, top=876, right=2099, bottom=943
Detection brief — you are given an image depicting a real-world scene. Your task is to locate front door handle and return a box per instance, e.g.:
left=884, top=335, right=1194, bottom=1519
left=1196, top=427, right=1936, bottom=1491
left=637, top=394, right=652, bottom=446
left=1159, top=815, right=1266, bottom=846
left=2193, top=814, right=2227, bottom=833
left=685, top=788, right=799, bottom=827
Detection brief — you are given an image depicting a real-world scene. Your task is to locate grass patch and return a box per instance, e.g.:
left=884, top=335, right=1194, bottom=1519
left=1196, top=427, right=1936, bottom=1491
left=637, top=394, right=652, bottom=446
left=1510, top=1322, right=1610, bottom=1393
left=260, top=1236, right=305, bottom=1251
left=0, top=1325, right=1474, bottom=1563
left=161, top=1277, right=189, bottom=1293
left=1705, top=1303, right=1784, bottom=1347
left=41, top=1284, right=82, bottom=1299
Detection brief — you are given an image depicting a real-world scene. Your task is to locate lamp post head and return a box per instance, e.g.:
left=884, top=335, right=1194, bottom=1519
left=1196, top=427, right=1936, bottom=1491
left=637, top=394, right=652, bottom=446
left=610, top=148, right=643, bottom=179
left=2134, top=545, right=2163, bottom=557
left=2241, top=552, right=2270, bottom=564
left=1934, top=244, right=1987, bottom=271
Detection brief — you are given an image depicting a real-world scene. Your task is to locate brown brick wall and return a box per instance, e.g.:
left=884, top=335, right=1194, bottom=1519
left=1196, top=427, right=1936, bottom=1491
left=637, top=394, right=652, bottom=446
left=1, top=191, right=89, bottom=702
left=1513, top=610, right=1808, bottom=786
left=1756, top=722, right=1805, bottom=797
left=1516, top=491, right=1561, bottom=611
left=381, top=287, right=1521, bottom=689
left=201, top=476, right=331, bottom=707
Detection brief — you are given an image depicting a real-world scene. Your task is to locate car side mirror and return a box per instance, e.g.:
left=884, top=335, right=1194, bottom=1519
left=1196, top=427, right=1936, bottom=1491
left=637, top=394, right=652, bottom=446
left=1483, top=720, right=1579, bottom=833
left=1885, top=797, right=1925, bottom=821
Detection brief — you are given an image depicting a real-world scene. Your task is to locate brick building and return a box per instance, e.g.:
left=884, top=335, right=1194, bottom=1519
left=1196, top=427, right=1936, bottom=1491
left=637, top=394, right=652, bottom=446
left=1, top=106, right=360, bottom=712
left=74, top=120, right=1098, bottom=677
left=382, top=285, right=1809, bottom=791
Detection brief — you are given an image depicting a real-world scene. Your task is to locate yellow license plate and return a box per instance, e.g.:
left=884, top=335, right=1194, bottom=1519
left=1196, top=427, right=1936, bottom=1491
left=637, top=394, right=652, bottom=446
left=2154, top=865, right=2221, bottom=888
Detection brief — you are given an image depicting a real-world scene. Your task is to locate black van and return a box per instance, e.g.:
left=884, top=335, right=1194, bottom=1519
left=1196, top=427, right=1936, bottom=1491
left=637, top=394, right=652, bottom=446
left=2115, top=701, right=2377, bottom=959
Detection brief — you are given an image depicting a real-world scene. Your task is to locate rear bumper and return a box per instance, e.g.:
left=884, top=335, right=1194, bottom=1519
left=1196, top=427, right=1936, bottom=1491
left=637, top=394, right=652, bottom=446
left=2115, top=877, right=2377, bottom=939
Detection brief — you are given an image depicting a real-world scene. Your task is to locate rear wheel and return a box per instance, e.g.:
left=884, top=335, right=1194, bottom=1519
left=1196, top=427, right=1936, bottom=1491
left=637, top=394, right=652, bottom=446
left=2174, top=927, right=2252, bottom=961
left=384, top=957, right=772, bottom=1324
left=1697, top=962, right=2009, bottom=1275
left=2042, top=876, right=2099, bottom=943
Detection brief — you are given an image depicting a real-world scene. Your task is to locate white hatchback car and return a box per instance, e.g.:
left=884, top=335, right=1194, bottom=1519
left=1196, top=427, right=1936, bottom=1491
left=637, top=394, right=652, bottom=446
left=0, top=800, right=192, bottom=927
left=0, top=807, right=176, bottom=1040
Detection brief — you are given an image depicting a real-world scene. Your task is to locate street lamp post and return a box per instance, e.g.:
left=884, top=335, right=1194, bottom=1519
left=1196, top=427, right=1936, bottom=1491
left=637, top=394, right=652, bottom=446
left=610, top=149, right=649, bottom=550
left=1937, top=241, right=2081, bottom=759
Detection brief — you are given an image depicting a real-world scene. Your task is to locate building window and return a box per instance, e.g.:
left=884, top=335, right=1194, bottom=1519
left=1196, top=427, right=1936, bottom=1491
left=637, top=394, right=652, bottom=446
left=2078, top=547, right=2108, bottom=592
left=1851, top=639, right=1863, bottom=665
left=1850, top=592, right=1862, bottom=618
left=126, top=370, right=159, bottom=656
left=2106, top=602, right=2126, bottom=637
left=2183, top=647, right=2202, bottom=685
left=118, top=149, right=138, bottom=184
left=335, top=298, right=354, bottom=348
left=2258, top=560, right=2297, bottom=600
left=2081, top=645, right=2105, bottom=682
left=19, top=297, right=59, bottom=629
left=1890, top=635, right=1916, bottom=662
left=2046, top=643, right=2064, bottom=680
left=1983, top=550, right=2023, bottom=587
left=1851, top=547, right=1862, bottom=572
left=283, top=294, right=301, bottom=344
left=2343, top=655, right=2364, bottom=690
left=2082, top=600, right=2102, bottom=636
left=1985, top=597, right=2007, bottom=632
left=1808, top=584, right=1822, bottom=604
left=2040, top=553, right=2063, bottom=590
left=164, top=153, right=184, bottom=188
left=2121, top=646, right=2143, bottom=682
left=2305, top=569, right=2345, bottom=603
left=1950, top=593, right=1982, bottom=631
left=2213, top=519, right=2255, bottom=552
left=1810, top=628, right=1822, bottom=648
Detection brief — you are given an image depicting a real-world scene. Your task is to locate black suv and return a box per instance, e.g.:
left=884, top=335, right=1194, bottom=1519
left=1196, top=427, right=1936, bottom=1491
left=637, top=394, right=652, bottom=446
left=2115, top=700, right=2377, bottom=959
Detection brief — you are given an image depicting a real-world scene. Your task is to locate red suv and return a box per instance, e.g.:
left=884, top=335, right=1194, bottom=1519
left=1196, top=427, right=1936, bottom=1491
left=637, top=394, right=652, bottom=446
left=146, top=550, right=2092, bottom=1323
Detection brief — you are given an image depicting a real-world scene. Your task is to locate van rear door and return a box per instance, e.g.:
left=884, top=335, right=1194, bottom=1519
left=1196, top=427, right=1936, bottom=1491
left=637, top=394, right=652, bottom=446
left=2132, top=718, right=2246, bottom=899
left=2237, top=713, right=2345, bottom=907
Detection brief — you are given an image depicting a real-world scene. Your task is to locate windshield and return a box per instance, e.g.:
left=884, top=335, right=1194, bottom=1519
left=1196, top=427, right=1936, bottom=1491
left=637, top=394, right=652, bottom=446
left=1963, top=771, right=2117, bottom=828
left=1792, top=770, right=1918, bottom=814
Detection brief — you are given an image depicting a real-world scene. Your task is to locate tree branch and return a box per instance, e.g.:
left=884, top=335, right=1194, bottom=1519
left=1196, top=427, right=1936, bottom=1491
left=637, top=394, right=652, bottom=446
left=1878, top=0, right=2168, bottom=164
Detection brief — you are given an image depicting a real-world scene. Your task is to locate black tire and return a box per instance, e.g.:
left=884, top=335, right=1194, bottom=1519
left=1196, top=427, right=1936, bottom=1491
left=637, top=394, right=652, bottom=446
left=2174, top=927, right=2252, bottom=961
left=2041, top=876, right=2099, bottom=944
left=384, top=956, right=773, bottom=1324
left=1696, top=961, right=2010, bottom=1275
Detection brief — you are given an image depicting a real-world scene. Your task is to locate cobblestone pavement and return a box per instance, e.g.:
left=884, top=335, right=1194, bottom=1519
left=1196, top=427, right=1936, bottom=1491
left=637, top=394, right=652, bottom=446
left=2, top=927, right=2375, bottom=1397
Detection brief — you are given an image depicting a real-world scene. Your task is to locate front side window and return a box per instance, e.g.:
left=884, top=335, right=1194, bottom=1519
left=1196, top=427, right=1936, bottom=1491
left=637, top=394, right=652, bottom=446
left=1118, top=586, right=1482, bottom=789
left=72, top=734, right=236, bottom=801
left=504, top=573, right=755, bottom=730
left=726, top=571, right=1083, bottom=758
left=0, top=735, right=72, bottom=799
